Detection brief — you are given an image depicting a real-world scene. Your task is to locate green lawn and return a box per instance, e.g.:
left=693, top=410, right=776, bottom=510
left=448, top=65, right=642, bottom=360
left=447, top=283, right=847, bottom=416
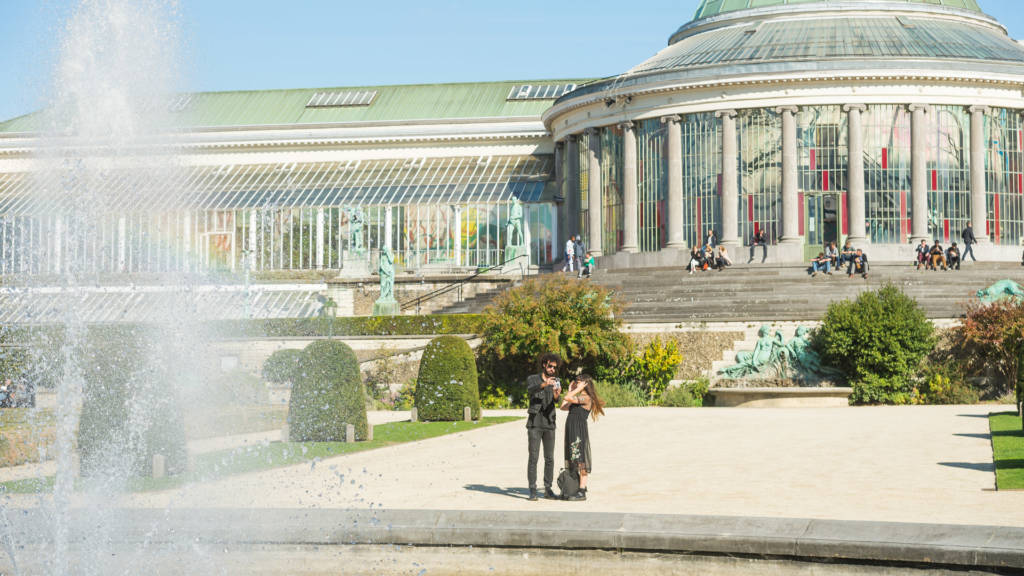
left=989, top=411, right=1024, bottom=490
left=1, top=416, right=521, bottom=494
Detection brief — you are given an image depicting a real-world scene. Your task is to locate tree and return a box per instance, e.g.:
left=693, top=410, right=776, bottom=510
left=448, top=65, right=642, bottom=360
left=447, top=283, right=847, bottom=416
left=476, top=275, right=631, bottom=406
left=288, top=340, right=369, bottom=441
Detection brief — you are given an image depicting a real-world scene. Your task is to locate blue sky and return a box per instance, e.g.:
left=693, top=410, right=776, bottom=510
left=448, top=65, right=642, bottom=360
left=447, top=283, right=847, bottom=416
left=1, top=0, right=1022, bottom=122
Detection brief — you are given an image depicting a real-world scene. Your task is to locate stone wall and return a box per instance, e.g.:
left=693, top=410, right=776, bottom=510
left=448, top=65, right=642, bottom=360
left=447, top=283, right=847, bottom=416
left=629, top=331, right=744, bottom=380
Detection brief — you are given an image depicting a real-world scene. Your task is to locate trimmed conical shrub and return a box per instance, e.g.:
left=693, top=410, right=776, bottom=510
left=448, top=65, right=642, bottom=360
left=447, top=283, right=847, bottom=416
left=288, top=340, right=368, bottom=441
left=76, top=326, right=187, bottom=478
left=414, top=336, right=480, bottom=421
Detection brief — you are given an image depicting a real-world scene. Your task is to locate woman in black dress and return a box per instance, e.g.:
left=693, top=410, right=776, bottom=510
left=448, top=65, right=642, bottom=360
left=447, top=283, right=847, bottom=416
left=559, top=374, right=605, bottom=501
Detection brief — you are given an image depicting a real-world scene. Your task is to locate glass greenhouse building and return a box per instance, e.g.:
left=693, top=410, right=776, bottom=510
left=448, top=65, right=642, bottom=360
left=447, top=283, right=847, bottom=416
left=2, top=0, right=1024, bottom=280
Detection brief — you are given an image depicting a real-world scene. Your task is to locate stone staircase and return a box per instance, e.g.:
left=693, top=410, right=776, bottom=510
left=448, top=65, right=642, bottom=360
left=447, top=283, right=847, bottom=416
left=589, top=261, right=1024, bottom=322
left=433, top=283, right=515, bottom=315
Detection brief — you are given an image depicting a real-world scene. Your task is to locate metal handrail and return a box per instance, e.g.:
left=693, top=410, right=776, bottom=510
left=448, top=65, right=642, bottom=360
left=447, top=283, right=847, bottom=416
left=399, top=257, right=524, bottom=313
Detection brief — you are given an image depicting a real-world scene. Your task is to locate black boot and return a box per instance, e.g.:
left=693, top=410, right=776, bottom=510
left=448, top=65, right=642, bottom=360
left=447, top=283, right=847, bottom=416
left=528, top=489, right=538, bottom=501
left=544, top=488, right=558, bottom=500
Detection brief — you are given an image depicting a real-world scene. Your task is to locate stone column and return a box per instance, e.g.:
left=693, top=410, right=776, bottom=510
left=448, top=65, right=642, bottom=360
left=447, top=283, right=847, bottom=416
left=909, top=104, right=930, bottom=244
left=566, top=135, right=580, bottom=240
left=52, top=216, right=63, bottom=274
left=663, top=115, right=686, bottom=249
left=117, top=216, right=127, bottom=272
left=586, top=128, right=603, bottom=257
left=247, top=211, right=257, bottom=271
left=777, top=106, right=801, bottom=244
left=844, top=104, right=868, bottom=245
left=453, top=205, right=463, bottom=266
left=717, top=110, right=740, bottom=248
left=621, top=122, right=639, bottom=253
left=315, top=207, right=325, bottom=269
left=384, top=206, right=393, bottom=250
left=969, top=105, right=991, bottom=244
left=554, top=141, right=565, bottom=259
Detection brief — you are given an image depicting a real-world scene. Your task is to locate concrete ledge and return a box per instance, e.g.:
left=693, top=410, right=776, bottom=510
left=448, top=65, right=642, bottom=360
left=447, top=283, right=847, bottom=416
left=5, top=509, right=1022, bottom=572
left=709, top=387, right=852, bottom=408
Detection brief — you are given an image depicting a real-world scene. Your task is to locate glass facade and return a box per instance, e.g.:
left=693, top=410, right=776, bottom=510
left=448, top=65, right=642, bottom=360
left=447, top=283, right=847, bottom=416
left=985, top=108, right=1024, bottom=247
left=636, top=118, right=667, bottom=252
left=0, top=155, right=556, bottom=275
left=798, top=106, right=848, bottom=248
left=863, top=105, right=912, bottom=244
left=600, top=125, right=625, bottom=255
left=926, top=105, right=971, bottom=243
left=737, top=109, right=781, bottom=245
left=680, top=113, right=722, bottom=249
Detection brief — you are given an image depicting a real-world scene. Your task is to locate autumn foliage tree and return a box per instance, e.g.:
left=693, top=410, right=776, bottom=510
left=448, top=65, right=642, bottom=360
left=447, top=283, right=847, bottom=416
left=954, top=300, right=1024, bottom=428
left=476, top=275, right=632, bottom=407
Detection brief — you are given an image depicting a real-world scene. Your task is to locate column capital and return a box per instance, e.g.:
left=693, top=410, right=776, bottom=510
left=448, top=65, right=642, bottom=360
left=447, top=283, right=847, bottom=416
left=618, top=120, right=635, bottom=131
left=775, top=105, right=799, bottom=115
left=968, top=105, right=991, bottom=115
left=660, top=114, right=682, bottom=125
left=908, top=103, right=930, bottom=113
left=715, top=109, right=737, bottom=119
left=843, top=103, right=867, bottom=112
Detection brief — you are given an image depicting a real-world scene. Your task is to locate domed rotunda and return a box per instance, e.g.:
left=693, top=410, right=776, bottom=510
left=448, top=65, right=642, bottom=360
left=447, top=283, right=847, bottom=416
left=544, top=0, right=1024, bottom=264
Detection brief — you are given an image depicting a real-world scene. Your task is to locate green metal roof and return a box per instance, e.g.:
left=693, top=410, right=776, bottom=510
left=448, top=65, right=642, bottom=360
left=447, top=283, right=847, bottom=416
left=0, top=79, right=593, bottom=133
left=637, top=14, right=1022, bottom=74
left=693, top=0, right=982, bottom=20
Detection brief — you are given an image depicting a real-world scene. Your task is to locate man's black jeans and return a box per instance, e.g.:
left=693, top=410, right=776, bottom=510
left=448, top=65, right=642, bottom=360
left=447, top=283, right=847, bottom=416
left=527, top=427, right=555, bottom=490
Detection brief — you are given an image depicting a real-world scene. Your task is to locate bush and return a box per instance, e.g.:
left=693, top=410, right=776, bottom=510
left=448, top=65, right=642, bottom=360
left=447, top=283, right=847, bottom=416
left=815, top=283, right=934, bottom=403
left=624, top=337, right=682, bottom=405
left=659, top=378, right=710, bottom=407
left=414, top=336, right=480, bottom=421
left=76, top=326, right=187, bottom=478
left=595, top=380, right=643, bottom=407
left=205, top=369, right=268, bottom=405
left=288, top=340, right=368, bottom=441
left=477, top=276, right=631, bottom=406
left=262, top=349, right=304, bottom=385
left=913, top=363, right=979, bottom=405
left=952, top=300, right=1024, bottom=400
left=850, top=374, right=913, bottom=405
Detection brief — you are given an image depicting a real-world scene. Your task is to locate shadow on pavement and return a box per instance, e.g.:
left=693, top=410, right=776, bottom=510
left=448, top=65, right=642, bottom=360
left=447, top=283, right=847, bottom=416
left=938, top=461, right=996, bottom=472
left=463, top=484, right=531, bottom=500
left=956, top=413, right=992, bottom=418
left=954, top=433, right=991, bottom=440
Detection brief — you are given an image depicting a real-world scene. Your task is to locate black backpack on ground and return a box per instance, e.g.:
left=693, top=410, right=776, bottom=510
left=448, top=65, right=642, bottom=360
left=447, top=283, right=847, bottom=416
left=557, top=468, right=579, bottom=500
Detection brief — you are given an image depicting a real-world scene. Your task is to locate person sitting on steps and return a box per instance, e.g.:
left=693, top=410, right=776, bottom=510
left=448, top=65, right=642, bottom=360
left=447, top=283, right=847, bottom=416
left=847, top=248, right=869, bottom=279
left=839, top=239, right=857, bottom=269
left=914, top=239, right=930, bottom=270
left=579, top=252, right=595, bottom=279
left=824, top=241, right=839, bottom=268
left=688, top=245, right=704, bottom=275
left=715, top=245, right=733, bottom=270
left=748, top=226, right=768, bottom=263
left=928, top=240, right=947, bottom=271
left=810, top=252, right=832, bottom=277
left=946, top=242, right=961, bottom=271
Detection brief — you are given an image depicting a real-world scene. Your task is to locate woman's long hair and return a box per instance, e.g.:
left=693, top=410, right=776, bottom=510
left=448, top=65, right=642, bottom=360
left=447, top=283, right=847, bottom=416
left=576, top=374, right=605, bottom=421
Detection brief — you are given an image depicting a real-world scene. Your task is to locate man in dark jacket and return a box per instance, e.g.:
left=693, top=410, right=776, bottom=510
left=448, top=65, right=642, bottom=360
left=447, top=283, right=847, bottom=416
left=748, top=226, right=768, bottom=263
left=525, top=353, right=562, bottom=500
left=961, top=222, right=978, bottom=262
left=847, top=248, right=869, bottom=279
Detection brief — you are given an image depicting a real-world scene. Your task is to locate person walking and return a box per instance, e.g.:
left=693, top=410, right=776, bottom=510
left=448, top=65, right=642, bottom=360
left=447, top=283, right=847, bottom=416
left=525, top=353, right=562, bottom=501
left=559, top=373, right=604, bottom=501
left=562, top=237, right=575, bottom=272
left=573, top=236, right=585, bottom=275
left=961, top=222, right=978, bottom=262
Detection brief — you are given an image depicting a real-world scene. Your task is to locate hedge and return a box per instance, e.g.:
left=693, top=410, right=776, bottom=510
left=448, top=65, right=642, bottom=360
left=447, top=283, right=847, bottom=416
left=414, top=336, right=481, bottom=421
left=288, top=340, right=368, bottom=441
left=207, top=314, right=485, bottom=338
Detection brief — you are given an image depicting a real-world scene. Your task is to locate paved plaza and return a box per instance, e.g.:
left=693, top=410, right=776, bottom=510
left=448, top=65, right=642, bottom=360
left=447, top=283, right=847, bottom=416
left=130, top=405, right=1024, bottom=528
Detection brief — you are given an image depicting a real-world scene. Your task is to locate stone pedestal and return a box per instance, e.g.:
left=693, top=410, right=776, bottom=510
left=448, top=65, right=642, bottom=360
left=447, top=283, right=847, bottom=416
left=372, top=296, right=400, bottom=316
left=339, top=254, right=370, bottom=278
